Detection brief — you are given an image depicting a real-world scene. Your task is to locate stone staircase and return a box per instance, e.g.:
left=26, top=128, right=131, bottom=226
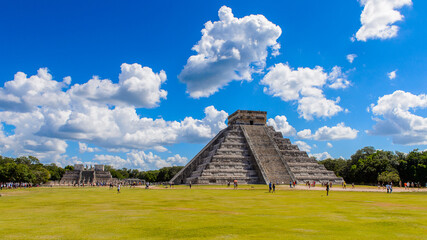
left=266, top=127, right=343, bottom=184
left=60, top=170, right=81, bottom=184
left=242, top=125, right=293, bottom=184
left=172, top=125, right=263, bottom=184
left=95, top=171, right=113, bottom=183
left=81, top=171, right=95, bottom=184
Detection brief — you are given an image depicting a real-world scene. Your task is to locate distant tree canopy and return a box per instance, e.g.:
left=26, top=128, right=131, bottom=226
left=1, top=146, right=425, bottom=185
left=0, top=156, right=50, bottom=184
left=103, top=165, right=183, bottom=183
left=0, top=155, right=183, bottom=184
left=319, top=147, right=427, bottom=185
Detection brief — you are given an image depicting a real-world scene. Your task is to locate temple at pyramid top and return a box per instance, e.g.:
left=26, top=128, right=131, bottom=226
left=171, top=110, right=343, bottom=185
left=227, top=110, right=267, bottom=126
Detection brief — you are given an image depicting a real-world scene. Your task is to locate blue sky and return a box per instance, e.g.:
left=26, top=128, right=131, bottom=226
left=0, top=0, right=426, bottom=170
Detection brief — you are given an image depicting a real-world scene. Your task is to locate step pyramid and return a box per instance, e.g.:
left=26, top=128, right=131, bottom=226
left=170, top=110, right=343, bottom=185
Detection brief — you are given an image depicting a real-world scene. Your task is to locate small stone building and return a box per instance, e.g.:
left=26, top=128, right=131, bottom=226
left=171, top=110, right=343, bottom=185
left=60, top=164, right=113, bottom=185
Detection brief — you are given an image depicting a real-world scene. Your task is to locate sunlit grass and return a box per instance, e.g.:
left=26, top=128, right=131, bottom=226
left=0, top=186, right=426, bottom=239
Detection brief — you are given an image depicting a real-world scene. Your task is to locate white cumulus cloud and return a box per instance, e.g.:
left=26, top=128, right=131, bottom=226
left=388, top=70, right=397, bottom=80
left=368, top=90, right=427, bottom=145
left=94, top=151, right=188, bottom=170
left=297, top=123, right=358, bottom=141
left=355, top=0, right=412, bottom=41
left=78, top=142, right=100, bottom=153
left=328, top=67, right=351, bottom=90
left=346, top=54, right=357, bottom=63
left=0, top=68, right=70, bottom=112
left=295, top=141, right=311, bottom=152
left=179, top=6, right=282, bottom=98
left=310, top=152, right=332, bottom=160
left=0, top=67, right=229, bottom=161
left=261, top=63, right=349, bottom=120
left=267, top=115, right=296, bottom=136
left=70, top=63, right=167, bottom=108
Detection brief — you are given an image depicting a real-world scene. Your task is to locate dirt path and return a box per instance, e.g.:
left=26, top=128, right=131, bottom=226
left=146, top=185, right=427, bottom=193
left=291, top=185, right=427, bottom=193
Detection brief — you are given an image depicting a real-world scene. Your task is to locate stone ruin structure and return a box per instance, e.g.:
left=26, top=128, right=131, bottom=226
left=171, top=110, right=343, bottom=185
left=60, top=164, right=113, bottom=185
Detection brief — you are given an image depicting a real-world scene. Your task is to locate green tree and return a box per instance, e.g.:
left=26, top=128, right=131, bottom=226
left=377, top=171, right=400, bottom=184
left=44, top=163, right=65, bottom=181
left=32, top=167, right=51, bottom=184
left=64, top=165, right=74, bottom=171
left=398, top=149, right=427, bottom=184
left=344, top=148, right=399, bottom=184
left=319, top=158, right=347, bottom=177
left=14, top=163, right=32, bottom=182
left=142, top=170, right=159, bottom=182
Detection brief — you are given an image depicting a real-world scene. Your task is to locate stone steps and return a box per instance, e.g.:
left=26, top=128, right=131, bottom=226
left=211, top=155, right=252, bottom=161
left=291, top=169, right=331, bottom=174
left=280, top=150, right=309, bottom=157
left=220, top=143, right=247, bottom=150
left=202, top=168, right=257, bottom=174
left=196, top=176, right=260, bottom=184
left=285, top=157, right=318, bottom=163
left=208, top=163, right=253, bottom=169
left=177, top=126, right=262, bottom=184
left=242, top=125, right=292, bottom=184
left=201, top=171, right=258, bottom=177
left=288, top=161, right=320, bottom=166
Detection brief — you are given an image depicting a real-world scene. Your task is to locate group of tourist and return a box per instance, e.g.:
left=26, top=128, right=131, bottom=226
left=226, top=180, right=239, bottom=189
left=0, top=182, right=33, bottom=190
left=306, top=181, right=316, bottom=188
left=340, top=182, right=355, bottom=189
left=68, top=182, right=110, bottom=187
left=403, top=181, right=422, bottom=189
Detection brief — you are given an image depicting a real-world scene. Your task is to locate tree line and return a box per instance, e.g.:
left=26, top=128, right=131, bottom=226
left=0, top=156, right=67, bottom=184
left=0, top=155, right=183, bottom=184
left=1, top=146, right=425, bottom=185
left=104, top=165, right=183, bottom=183
left=319, top=147, right=427, bottom=185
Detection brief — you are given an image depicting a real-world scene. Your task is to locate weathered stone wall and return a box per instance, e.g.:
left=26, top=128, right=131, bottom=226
left=94, top=164, right=104, bottom=171
left=60, top=164, right=113, bottom=184
left=227, top=110, right=267, bottom=126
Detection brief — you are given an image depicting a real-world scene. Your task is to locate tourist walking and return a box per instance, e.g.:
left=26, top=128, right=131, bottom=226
left=326, top=182, right=330, bottom=196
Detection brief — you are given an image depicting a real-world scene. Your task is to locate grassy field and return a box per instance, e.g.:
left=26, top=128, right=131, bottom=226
left=0, top=186, right=426, bottom=240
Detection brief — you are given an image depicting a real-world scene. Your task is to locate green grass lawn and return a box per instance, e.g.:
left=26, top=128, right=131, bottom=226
left=0, top=186, right=426, bottom=240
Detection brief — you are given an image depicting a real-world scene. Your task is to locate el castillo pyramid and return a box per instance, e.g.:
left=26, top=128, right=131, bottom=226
left=171, top=110, right=343, bottom=185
